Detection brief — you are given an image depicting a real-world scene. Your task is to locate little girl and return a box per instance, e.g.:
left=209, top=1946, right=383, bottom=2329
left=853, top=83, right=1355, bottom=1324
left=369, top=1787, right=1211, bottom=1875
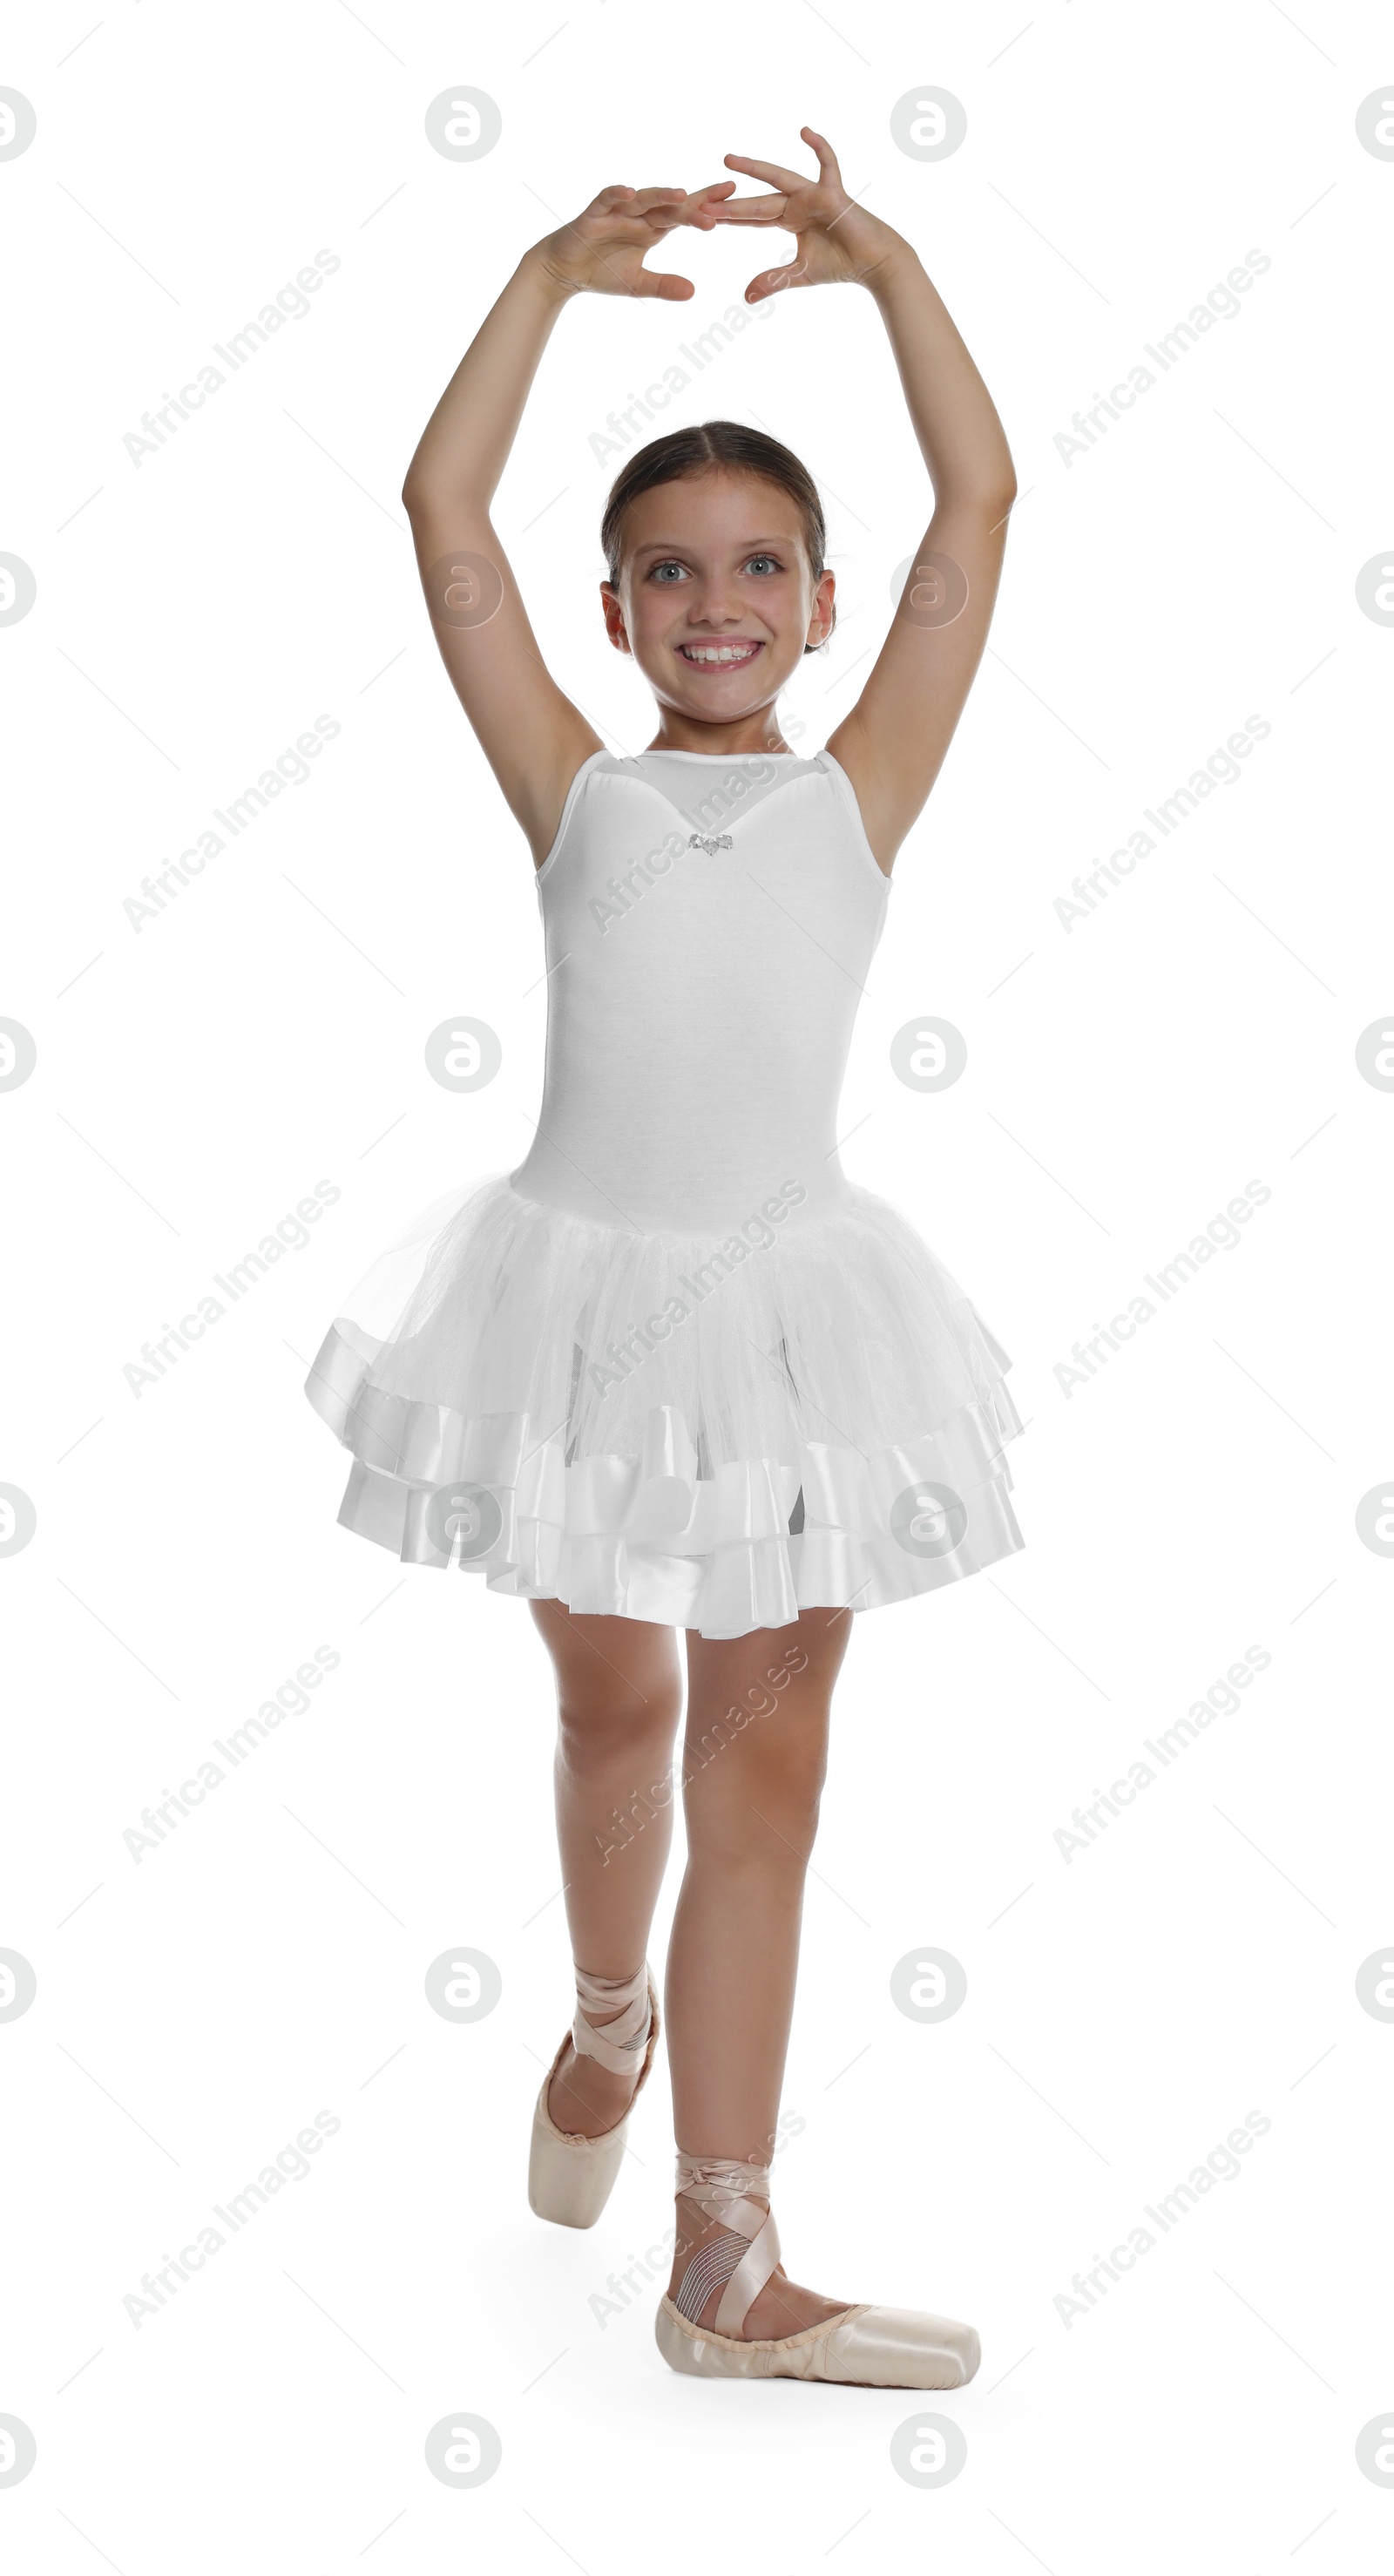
left=306, top=130, right=1025, bottom=2389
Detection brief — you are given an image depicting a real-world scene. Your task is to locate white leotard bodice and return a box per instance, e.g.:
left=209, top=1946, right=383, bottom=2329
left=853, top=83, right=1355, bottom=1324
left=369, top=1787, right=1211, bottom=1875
left=509, top=747, right=891, bottom=1236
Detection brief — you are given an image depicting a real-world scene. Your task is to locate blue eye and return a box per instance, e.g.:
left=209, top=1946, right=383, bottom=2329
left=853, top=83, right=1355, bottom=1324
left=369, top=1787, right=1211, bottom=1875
left=646, top=555, right=783, bottom=582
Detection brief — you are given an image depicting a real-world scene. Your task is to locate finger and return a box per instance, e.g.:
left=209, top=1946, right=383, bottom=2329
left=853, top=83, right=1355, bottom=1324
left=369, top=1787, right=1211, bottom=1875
left=684, top=195, right=739, bottom=232
left=632, top=268, right=696, bottom=302
left=722, top=150, right=812, bottom=193
left=701, top=186, right=789, bottom=211
left=624, top=188, right=691, bottom=231
left=799, top=125, right=845, bottom=187
left=744, top=253, right=810, bottom=303
left=651, top=181, right=737, bottom=231
left=699, top=193, right=792, bottom=226
left=678, top=179, right=739, bottom=223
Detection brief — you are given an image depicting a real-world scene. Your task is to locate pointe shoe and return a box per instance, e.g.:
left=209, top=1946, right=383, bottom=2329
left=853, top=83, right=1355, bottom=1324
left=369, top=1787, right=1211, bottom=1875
left=654, top=2153, right=979, bottom=2390
left=528, top=1961, right=661, bottom=2230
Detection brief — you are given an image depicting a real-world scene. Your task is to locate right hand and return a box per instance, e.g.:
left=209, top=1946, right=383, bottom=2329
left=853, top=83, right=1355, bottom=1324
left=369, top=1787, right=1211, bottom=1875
left=536, top=182, right=734, bottom=301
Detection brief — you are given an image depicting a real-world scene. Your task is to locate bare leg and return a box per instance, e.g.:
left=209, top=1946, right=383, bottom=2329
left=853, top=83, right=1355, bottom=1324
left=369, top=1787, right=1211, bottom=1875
left=665, top=1606, right=856, bottom=2339
left=529, top=1599, right=682, bottom=2137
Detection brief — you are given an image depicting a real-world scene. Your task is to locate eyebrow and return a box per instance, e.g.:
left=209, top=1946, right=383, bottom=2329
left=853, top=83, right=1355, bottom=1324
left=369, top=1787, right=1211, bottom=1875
left=630, top=537, right=794, bottom=558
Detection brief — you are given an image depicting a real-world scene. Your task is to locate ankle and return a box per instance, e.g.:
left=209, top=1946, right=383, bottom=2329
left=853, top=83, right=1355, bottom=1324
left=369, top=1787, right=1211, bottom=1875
left=667, top=2152, right=778, bottom=2335
left=572, top=1961, right=653, bottom=2073
left=547, top=2035, right=638, bottom=2127
left=544, top=1959, right=655, bottom=2142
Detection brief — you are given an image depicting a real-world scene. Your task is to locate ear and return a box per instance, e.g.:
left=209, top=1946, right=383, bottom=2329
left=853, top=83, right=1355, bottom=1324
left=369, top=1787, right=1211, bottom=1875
left=599, top=580, right=632, bottom=655
left=806, top=564, right=836, bottom=648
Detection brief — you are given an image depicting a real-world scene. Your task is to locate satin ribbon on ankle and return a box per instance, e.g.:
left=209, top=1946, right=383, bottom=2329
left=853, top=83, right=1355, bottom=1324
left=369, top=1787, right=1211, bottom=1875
left=571, top=1961, right=652, bottom=2076
left=673, top=2152, right=782, bottom=2336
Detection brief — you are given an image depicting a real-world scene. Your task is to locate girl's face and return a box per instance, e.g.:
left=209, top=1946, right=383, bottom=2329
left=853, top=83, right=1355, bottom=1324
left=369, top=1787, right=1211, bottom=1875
left=600, top=471, right=835, bottom=724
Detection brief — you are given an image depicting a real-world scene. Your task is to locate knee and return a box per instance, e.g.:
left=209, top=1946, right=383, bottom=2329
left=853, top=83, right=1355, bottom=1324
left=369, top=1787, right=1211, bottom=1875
left=556, top=1671, right=680, bottom=1773
left=683, top=1707, right=828, bottom=1858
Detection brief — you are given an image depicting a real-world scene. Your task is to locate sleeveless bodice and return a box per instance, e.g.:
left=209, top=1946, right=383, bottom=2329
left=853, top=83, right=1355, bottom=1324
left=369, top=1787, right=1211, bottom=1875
left=509, top=747, right=890, bottom=1236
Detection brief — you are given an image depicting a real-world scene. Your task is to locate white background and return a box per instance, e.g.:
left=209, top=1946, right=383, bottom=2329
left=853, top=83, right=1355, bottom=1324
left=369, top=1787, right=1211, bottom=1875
left=3, top=1, right=1392, bottom=2566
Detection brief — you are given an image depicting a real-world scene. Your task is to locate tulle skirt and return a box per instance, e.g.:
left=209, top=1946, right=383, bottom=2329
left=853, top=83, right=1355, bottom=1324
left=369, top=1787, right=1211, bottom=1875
left=303, top=1172, right=1025, bottom=1637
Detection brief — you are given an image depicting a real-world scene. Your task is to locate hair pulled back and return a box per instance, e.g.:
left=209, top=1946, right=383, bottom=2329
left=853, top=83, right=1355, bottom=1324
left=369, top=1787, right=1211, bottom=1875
left=600, top=420, right=834, bottom=653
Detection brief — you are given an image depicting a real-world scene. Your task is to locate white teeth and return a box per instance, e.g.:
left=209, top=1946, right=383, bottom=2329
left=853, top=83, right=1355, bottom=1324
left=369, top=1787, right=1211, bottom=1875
left=680, top=643, right=759, bottom=663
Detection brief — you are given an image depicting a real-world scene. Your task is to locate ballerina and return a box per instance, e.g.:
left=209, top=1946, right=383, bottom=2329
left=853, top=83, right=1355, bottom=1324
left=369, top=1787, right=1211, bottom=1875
left=305, top=127, right=1023, bottom=2386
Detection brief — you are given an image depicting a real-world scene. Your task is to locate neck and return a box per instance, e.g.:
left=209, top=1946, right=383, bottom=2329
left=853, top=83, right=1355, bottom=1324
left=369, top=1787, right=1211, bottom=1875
left=645, top=720, right=792, bottom=757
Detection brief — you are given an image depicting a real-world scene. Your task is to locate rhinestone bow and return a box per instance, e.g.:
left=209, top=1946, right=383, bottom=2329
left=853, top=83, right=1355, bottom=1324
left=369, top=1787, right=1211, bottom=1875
left=688, top=831, right=734, bottom=856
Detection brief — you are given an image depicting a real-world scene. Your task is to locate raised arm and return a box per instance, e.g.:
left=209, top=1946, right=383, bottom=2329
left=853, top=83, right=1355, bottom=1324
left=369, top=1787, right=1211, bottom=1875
left=401, top=184, right=732, bottom=865
left=707, top=131, right=1017, bottom=871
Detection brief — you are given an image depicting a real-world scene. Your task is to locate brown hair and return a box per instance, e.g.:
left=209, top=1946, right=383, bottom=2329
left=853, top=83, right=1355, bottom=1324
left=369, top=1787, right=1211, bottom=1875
left=600, top=420, right=834, bottom=654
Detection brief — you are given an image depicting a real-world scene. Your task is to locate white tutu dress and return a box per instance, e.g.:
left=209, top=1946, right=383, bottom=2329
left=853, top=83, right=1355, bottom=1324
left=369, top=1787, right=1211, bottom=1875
left=304, top=744, right=1025, bottom=1637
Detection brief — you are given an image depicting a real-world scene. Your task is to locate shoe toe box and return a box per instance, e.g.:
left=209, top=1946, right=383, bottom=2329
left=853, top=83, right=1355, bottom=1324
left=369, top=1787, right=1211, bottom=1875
left=821, top=2303, right=980, bottom=2390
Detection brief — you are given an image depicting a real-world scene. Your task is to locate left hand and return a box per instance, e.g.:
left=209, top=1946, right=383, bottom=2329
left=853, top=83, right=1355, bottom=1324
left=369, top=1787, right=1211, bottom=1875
left=696, top=127, right=906, bottom=300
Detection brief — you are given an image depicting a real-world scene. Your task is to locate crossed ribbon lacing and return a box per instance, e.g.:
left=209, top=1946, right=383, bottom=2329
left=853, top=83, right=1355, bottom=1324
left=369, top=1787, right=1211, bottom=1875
left=673, top=2152, right=782, bottom=2334
left=571, top=1961, right=653, bottom=2073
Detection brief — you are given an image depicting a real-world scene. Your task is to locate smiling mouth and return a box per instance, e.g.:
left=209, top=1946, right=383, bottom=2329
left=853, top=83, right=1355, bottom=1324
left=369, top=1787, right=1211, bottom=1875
left=675, top=641, right=764, bottom=668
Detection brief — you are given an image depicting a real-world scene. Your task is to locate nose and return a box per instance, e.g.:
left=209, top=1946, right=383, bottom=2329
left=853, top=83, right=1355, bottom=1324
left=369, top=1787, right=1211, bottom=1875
left=682, top=577, right=749, bottom=629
